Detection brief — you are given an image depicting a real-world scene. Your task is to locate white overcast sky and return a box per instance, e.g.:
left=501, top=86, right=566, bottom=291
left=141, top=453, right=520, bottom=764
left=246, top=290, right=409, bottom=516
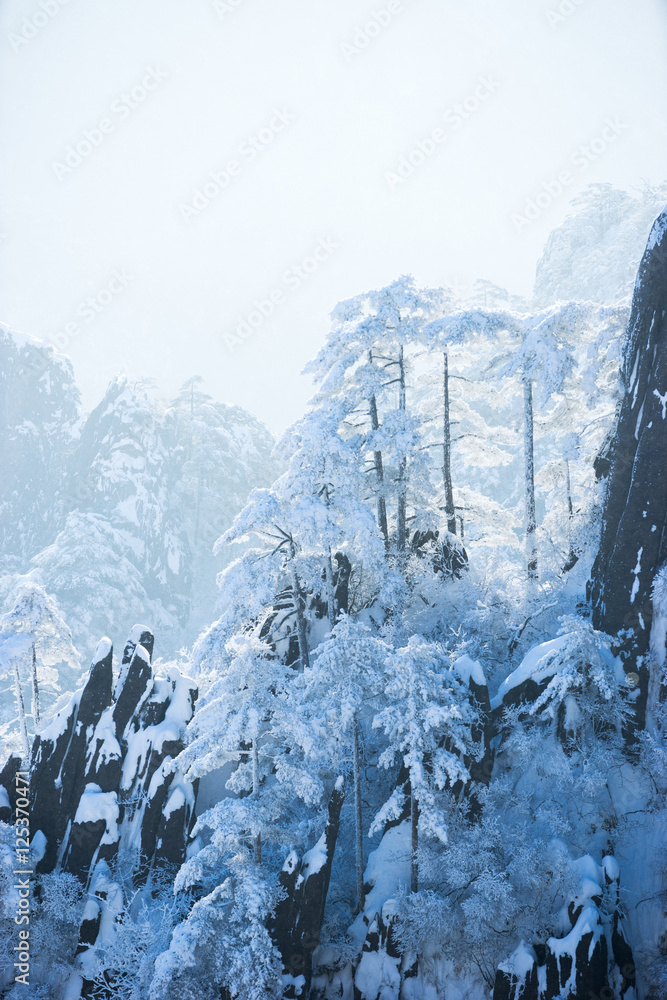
left=1, top=0, right=666, bottom=432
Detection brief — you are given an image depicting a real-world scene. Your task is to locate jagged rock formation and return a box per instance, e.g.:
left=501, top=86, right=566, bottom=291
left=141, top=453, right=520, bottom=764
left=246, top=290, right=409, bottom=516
left=260, top=553, right=354, bottom=668
left=590, top=209, right=667, bottom=731
left=269, top=778, right=345, bottom=1000
left=25, top=624, right=197, bottom=999
left=29, top=624, right=198, bottom=884
left=492, top=855, right=636, bottom=1000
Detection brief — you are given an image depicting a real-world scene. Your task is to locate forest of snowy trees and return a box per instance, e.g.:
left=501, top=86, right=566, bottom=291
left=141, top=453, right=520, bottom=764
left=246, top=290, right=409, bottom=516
left=1, top=183, right=667, bottom=1000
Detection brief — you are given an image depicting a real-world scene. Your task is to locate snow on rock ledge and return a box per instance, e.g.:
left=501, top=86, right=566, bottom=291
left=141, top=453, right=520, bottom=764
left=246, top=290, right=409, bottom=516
left=492, top=853, right=636, bottom=1000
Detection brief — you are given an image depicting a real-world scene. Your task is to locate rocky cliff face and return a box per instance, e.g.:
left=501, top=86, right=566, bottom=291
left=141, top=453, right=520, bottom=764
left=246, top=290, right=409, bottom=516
left=29, top=625, right=198, bottom=886
left=23, top=624, right=198, bottom=998
left=590, top=209, right=667, bottom=732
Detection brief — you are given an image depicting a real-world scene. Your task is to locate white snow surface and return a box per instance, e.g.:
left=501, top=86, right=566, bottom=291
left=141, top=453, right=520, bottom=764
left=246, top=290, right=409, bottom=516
left=350, top=821, right=411, bottom=942
left=302, top=831, right=328, bottom=879
left=73, top=783, right=119, bottom=845
left=40, top=688, right=82, bottom=745
left=491, top=633, right=571, bottom=710
left=499, top=940, right=537, bottom=980
left=451, top=653, right=486, bottom=689
left=93, top=637, right=112, bottom=663
left=85, top=706, right=121, bottom=773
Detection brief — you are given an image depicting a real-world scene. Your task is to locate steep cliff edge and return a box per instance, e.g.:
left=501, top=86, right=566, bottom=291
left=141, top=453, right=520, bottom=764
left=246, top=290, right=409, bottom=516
left=590, top=208, right=667, bottom=732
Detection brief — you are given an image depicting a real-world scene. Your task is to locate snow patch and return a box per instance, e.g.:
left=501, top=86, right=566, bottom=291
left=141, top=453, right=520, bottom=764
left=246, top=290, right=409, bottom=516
left=630, top=547, right=643, bottom=604
left=302, top=832, right=328, bottom=879
left=452, top=654, right=486, bottom=689
left=350, top=821, right=411, bottom=942
left=498, top=940, right=536, bottom=980
left=491, top=634, right=571, bottom=710
left=74, top=784, right=119, bottom=845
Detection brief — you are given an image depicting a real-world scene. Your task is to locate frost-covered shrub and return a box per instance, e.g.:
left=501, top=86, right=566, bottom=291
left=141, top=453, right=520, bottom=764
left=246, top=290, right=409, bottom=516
left=86, top=875, right=188, bottom=1000
left=150, top=861, right=284, bottom=1000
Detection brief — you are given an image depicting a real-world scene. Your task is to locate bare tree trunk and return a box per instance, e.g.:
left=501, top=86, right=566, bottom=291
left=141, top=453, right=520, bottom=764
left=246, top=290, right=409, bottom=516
left=523, top=378, right=538, bottom=580
left=194, top=472, right=202, bottom=549
left=30, top=643, right=40, bottom=730
left=397, top=346, right=407, bottom=557
left=289, top=555, right=310, bottom=670
left=252, top=739, right=262, bottom=865
left=443, top=350, right=456, bottom=534
left=352, top=719, right=365, bottom=912
left=410, top=786, right=418, bottom=893
left=369, top=352, right=389, bottom=551
left=562, top=457, right=578, bottom=572
left=325, top=548, right=336, bottom=627
left=14, top=661, right=30, bottom=760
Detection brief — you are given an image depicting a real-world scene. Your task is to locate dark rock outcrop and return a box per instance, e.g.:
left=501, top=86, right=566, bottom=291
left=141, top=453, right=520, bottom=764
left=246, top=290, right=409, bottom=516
left=0, top=754, right=22, bottom=824
left=453, top=655, right=495, bottom=803
left=30, top=638, right=115, bottom=874
left=590, top=209, right=667, bottom=732
left=27, top=625, right=198, bottom=999
left=30, top=627, right=197, bottom=886
left=492, top=943, right=539, bottom=1000
left=270, top=778, right=345, bottom=999
left=492, top=854, right=635, bottom=1000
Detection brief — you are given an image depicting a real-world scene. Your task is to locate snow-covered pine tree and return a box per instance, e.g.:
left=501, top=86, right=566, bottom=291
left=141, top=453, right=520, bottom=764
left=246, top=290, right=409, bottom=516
left=177, top=631, right=323, bottom=866
left=535, top=181, right=667, bottom=307
left=418, top=307, right=519, bottom=548
left=275, top=395, right=389, bottom=627
left=214, top=486, right=317, bottom=670
left=155, top=633, right=327, bottom=1000
left=293, top=617, right=389, bottom=911
left=495, top=302, right=625, bottom=582
left=303, top=276, right=448, bottom=572
left=0, top=581, right=78, bottom=757
left=370, top=637, right=478, bottom=893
